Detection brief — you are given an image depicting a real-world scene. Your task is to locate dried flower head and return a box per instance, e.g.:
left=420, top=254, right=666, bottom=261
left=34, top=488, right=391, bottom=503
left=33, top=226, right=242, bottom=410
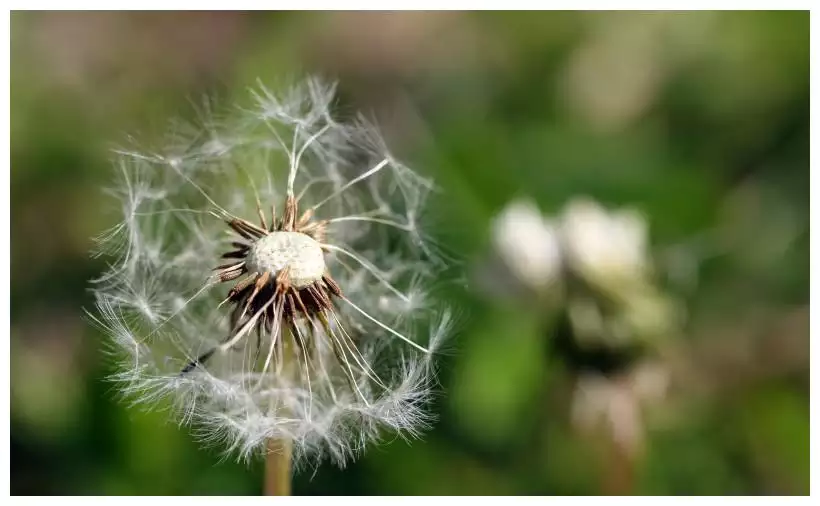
left=89, top=78, right=453, bottom=467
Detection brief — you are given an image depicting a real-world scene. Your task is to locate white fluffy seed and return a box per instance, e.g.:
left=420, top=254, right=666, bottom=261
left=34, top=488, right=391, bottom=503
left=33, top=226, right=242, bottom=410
left=246, top=231, right=326, bottom=289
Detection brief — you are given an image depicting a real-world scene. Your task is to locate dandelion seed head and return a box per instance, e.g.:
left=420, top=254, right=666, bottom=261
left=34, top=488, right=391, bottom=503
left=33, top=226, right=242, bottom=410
left=90, top=77, right=451, bottom=467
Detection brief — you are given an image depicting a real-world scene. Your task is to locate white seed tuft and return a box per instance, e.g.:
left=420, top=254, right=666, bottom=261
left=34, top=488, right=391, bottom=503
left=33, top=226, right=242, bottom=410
left=90, top=77, right=452, bottom=467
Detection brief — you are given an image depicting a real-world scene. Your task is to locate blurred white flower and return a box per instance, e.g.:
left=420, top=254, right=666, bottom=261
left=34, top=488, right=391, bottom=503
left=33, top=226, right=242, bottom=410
left=484, top=196, right=650, bottom=298
left=481, top=195, right=680, bottom=351
left=560, top=198, right=649, bottom=288
left=89, top=78, right=453, bottom=467
left=490, top=199, right=562, bottom=293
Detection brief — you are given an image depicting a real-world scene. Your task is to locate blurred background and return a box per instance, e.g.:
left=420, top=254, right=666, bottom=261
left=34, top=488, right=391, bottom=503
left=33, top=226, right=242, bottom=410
left=10, top=11, right=809, bottom=495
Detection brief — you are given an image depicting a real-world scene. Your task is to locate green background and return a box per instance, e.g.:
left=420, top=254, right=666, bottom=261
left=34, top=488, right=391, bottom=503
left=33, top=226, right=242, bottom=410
left=10, top=11, right=809, bottom=495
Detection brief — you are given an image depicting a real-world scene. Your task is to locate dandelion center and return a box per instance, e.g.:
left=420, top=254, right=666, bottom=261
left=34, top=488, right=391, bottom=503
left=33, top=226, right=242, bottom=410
left=247, top=231, right=325, bottom=289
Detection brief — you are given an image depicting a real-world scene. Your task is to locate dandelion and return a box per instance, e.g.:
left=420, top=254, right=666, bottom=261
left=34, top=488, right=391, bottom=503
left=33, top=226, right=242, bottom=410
left=480, top=196, right=649, bottom=305
left=480, top=195, right=681, bottom=494
left=89, top=78, right=453, bottom=493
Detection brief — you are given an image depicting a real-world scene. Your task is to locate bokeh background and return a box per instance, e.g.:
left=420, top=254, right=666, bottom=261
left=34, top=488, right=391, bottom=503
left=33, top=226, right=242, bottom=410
left=10, top=11, right=809, bottom=495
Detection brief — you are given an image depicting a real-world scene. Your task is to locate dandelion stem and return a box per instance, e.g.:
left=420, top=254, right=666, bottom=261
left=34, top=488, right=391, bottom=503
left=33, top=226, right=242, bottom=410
left=264, top=438, right=293, bottom=496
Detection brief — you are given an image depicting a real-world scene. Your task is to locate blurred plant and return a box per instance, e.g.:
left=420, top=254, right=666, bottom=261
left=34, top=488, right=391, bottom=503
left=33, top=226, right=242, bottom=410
left=571, top=360, right=669, bottom=457
left=483, top=197, right=681, bottom=344
left=482, top=198, right=562, bottom=298
left=477, top=196, right=684, bottom=494
left=88, top=78, right=453, bottom=494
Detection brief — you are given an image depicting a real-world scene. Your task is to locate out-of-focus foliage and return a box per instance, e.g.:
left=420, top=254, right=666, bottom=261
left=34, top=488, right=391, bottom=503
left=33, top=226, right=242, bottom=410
left=10, top=11, right=808, bottom=495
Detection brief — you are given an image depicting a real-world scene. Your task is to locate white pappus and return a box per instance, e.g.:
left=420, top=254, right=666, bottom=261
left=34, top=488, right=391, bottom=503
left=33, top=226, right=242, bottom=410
left=88, top=78, right=454, bottom=469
